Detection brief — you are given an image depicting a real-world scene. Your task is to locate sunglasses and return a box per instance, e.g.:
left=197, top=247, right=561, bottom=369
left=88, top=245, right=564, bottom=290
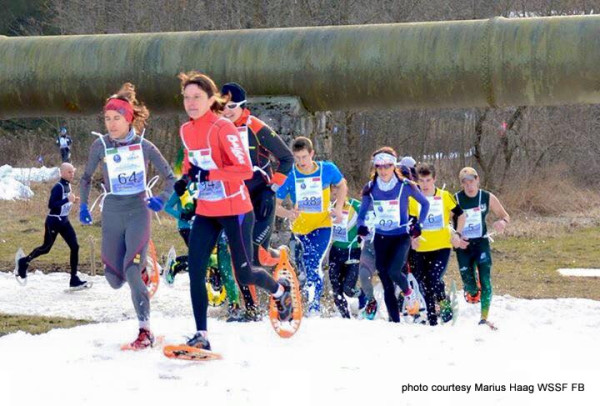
left=375, top=163, right=394, bottom=169
left=225, top=100, right=246, bottom=109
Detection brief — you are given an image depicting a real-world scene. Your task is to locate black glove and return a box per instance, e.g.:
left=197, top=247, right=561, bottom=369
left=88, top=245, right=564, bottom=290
left=188, top=164, right=200, bottom=183
left=180, top=210, right=195, bottom=221
left=174, top=175, right=189, bottom=197
left=198, top=168, right=210, bottom=183
left=188, top=164, right=210, bottom=183
left=357, top=225, right=370, bottom=243
left=357, top=225, right=370, bottom=237
left=409, top=222, right=422, bottom=238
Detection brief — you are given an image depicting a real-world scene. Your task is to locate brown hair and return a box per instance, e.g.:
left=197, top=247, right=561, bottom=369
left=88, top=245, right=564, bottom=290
left=178, top=71, right=226, bottom=113
left=292, top=136, right=314, bottom=153
left=363, top=146, right=403, bottom=195
left=105, top=82, right=149, bottom=133
left=369, top=146, right=402, bottom=180
left=416, top=162, right=436, bottom=178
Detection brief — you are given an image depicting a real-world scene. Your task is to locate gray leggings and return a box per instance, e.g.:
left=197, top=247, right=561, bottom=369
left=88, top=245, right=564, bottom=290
left=359, top=239, right=377, bottom=300
left=101, top=195, right=151, bottom=322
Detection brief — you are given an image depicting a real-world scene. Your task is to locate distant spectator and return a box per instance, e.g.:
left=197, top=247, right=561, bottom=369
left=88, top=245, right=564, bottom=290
left=56, top=126, right=72, bottom=163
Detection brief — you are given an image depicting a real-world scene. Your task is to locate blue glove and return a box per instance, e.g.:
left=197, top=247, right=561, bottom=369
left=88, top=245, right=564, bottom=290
left=147, top=197, right=164, bottom=212
left=80, top=203, right=92, bottom=225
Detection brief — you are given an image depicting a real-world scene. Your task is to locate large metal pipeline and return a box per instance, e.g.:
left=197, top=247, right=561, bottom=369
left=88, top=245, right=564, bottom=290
left=1, top=15, right=600, bottom=118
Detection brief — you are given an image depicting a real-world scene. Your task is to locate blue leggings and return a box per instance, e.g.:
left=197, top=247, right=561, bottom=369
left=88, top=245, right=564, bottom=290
left=297, top=227, right=332, bottom=313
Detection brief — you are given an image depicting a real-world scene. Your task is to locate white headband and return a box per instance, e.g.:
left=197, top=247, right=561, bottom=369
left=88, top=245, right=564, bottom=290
left=372, top=152, right=397, bottom=166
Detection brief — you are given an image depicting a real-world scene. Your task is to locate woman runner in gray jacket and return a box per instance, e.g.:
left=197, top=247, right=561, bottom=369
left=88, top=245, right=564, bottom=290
left=79, top=83, right=175, bottom=349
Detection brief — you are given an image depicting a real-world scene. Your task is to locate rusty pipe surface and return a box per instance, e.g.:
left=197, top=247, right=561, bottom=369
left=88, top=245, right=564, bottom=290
left=1, top=16, right=600, bottom=118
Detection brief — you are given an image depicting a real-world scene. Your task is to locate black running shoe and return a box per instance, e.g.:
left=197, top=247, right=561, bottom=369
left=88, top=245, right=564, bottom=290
left=69, top=275, right=88, bottom=288
left=17, top=257, right=29, bottom=279
left=186, top=332, right=211, bottom=351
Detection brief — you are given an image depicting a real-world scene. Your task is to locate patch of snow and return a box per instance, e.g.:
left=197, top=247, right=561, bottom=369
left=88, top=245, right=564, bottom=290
left=0, top=165, right=59, bottom=201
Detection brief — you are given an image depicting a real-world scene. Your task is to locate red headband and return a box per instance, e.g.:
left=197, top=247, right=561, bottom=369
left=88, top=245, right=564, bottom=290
left=104, top=98, right=134, bottom=123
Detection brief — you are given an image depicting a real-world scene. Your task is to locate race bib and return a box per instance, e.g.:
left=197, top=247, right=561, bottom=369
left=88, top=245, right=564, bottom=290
left=295, top=176, right=323, bottom=213
left=463, top=207, right=483, bottom=239
left=105, top=144, right=146, bottom=195
left=332, top=210, right=350, bottom=242
left=423, top=195, right=444, bottom=231
left=373, top=199, right=401, bottom=231
left=196, top=180, right=226, bottom=202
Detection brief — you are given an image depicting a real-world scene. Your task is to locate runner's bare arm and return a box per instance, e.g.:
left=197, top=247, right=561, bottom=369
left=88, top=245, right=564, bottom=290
left=489, top=192, right=510, bottom=233
left=331, top=179, right=348, bottom=223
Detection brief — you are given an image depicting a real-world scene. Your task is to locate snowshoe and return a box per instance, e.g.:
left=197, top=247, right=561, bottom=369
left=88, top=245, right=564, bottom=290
left=403, top=288, right=420, bottom=316
left=439, top=298, right=453, bottom=323
left=402, top=273, right=426, bottom=317
left=269, top=246, right=303, bottom=338
left=163, top=332, right=222, bottom=361
left=362, top=298, right=378, bottom=320
left=206, top=267, right=227, bottom=307
left=145, top=240, right=161, bottom=299
left=162, top=246, right=177, bottom=286
left=258, top=245, right=280, bottom=267
left=464, top=289, right=481, bottom=304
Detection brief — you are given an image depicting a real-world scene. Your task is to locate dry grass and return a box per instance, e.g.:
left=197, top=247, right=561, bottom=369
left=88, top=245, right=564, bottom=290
left=0, top=180, right=187, bottom=274
left=0, top=313, right=90, bottom=337
left=443, top=227, right=600, bottom=302
left=500, top=164, right=600, bottom=217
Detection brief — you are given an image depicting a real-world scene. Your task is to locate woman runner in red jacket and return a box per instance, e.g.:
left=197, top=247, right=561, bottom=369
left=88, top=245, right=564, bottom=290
left=174, top=72, right=293, bottom=350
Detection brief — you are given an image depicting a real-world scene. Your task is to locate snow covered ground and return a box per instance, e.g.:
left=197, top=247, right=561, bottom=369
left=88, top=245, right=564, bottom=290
left=557, top=268, right=600, bottom=277
left=0, top=272, right=598, bottom=406
left=0, top=165, right=59, bottom=200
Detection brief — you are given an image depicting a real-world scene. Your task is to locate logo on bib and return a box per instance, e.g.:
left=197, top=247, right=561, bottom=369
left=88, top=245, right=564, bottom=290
left=113, top=154, right=121, bottom=163
left=226, top=134, right=247, bottom=165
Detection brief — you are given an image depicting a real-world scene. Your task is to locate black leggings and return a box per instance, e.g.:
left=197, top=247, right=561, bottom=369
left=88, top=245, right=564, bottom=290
left=250, top=185, right=276, bottom=264
left=188, top=211, right=280, bottom=331
left=374, top=233, right=411, bottom=323
left=328, top=245, right=360, bottom=318
left=170, top=228, right=191, bottom=275
left=412, top=249, right=451, bottom=325
left=179, top=228, right=191, bottom=247
left=27, top=216, right=79, bottom=276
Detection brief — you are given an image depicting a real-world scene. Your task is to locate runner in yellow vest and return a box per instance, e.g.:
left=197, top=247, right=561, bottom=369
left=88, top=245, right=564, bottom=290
left=409, top=163, right=466, bottom=325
